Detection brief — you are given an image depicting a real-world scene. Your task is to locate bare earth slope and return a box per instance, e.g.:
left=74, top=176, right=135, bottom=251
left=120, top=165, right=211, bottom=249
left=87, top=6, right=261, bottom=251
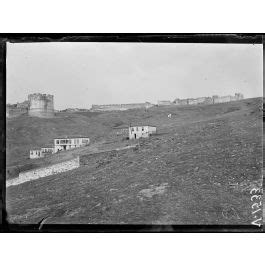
left=6, top=98, right=263, bottom=224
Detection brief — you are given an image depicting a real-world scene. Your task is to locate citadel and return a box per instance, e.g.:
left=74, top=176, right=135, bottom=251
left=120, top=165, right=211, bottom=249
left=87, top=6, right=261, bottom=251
left=6, top=91, right=247, bottom=183
left=91, top=93, right=243, bottom=111
left=6, top=92, right=244, bottom=118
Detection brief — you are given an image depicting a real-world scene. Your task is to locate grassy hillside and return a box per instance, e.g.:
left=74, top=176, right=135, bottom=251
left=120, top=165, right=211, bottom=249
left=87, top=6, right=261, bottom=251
left=6, top=98, right=260, bottom=167
left=6, top=98, right=263, bottom=224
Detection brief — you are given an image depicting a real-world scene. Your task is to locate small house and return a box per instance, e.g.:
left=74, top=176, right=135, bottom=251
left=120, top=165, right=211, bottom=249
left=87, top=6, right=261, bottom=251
left=30, top=149, right=44, bottom=159
left=129, top=125, right=157, bottom=140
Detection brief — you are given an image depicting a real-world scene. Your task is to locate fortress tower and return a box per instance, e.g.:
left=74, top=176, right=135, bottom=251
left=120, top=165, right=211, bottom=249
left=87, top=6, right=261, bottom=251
left=28, top=93, right=54, bottom=118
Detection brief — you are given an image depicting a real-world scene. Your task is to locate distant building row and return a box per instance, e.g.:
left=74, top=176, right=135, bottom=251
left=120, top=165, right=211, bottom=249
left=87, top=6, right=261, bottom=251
left=161, top=93, right=244, bottom=106
left=91, top=93, right=244, bottom=111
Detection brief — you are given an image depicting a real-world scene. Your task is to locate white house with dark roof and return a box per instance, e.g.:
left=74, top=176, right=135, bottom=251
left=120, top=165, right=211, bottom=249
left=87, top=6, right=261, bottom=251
left=54, top=136, right=90, bottom=153
left=128, top=125, right=157, bottom=140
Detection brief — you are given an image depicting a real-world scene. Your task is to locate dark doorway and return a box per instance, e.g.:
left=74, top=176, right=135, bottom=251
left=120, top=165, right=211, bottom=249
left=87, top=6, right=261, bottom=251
left=63, top=145, right=67, bottom=150
left=134, top=134, right=137, bottom=139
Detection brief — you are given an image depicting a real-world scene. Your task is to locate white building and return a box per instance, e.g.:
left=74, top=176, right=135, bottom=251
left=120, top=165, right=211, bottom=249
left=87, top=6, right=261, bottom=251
left=129, top=125, right=157, bottom=140
left=30, top=147, right=54, bottom=159
left=41, top=147, right=55, bottom=155
left=30, top=149, right=44, bottom=159
left=54, top=136, right=90, bottom=153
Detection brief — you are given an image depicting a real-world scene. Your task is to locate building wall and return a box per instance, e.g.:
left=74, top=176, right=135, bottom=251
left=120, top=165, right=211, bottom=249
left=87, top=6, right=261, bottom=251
left=129, top=126, right=149, bottom=139
left=7, top=157, right=80, bottom=187
left=30, top=150, right=44, bottom=159
left=129, top=126, right=157, bottom=140
left=235, top=93, right=244, bottom=100
left=148, top=126, right=157, bottom=134
left=28, top=93, right=54, bottom=118
left=91, top=102, right=154, bottom=111
left=204, top=97, right=214, bottom=104
left=54, top=137, right=90, bottom=153
left=41, top=147, right=54, bottom=156
left=213, top=95, right=232, bottom=104
left=6, top=105, right=28, bottom=118
left=187, top=98, right=198, bottom=105
left=175, top=93, right=243, bottom=105
left=91, top=104, right=127, bottom=111
left=17, top=100, right=29, bottom=109
left=174, top=99, right=188, bottom=105
left=196, top=97, right=208, bottom=104
left=112, top=128, right=129, bottom=137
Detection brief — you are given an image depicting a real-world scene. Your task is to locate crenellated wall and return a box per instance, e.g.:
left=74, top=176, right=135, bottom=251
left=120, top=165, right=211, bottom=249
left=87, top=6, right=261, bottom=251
left=91, top=102, right=154, bottom=111
left=174, top=93, right=243, bottom=106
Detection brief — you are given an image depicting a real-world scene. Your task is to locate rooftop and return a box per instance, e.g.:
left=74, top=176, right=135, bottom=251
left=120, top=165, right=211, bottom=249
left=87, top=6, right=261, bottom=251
left=54, top=136, right=90, bottom=139
left=30, top=144, right=54, bottom=150
left=41, top=146, right=54, bottom=149
left=129, top=125, right=156, bottom=128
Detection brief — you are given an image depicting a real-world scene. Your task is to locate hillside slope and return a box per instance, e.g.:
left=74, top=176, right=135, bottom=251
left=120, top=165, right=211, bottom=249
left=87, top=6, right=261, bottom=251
left=6, top=98, right=263, bottom=224
left=6, top=98, right=261, bottom=166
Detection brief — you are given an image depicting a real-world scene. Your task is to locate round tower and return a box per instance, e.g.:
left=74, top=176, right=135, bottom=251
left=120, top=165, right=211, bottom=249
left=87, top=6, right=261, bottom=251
left=28, top=93, right=54, bottom=118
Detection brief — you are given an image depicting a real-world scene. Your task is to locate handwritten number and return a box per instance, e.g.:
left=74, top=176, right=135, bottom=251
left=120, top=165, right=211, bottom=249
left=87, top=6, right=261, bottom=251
left=250, top=187, right=261, bottom=195
left=251, top=218, right=262, bottom=227
left=251, top=194, right=262, bottom=201
left=252, top=208, right=261, bottom=215
left=251, top=201, right=262, bottom=209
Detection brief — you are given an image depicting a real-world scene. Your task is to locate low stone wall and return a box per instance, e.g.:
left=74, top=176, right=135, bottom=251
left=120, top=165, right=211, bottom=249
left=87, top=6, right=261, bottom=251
left=6, top=157, right=80, bottom=187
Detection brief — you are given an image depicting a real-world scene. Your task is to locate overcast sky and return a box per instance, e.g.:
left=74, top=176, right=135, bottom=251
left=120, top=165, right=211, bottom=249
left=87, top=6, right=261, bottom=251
left=7, top=42, right=262, bottom=110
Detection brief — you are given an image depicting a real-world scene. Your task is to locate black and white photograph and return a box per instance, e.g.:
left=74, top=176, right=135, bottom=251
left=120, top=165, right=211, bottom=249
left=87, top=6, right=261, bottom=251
left=2, top=35, right=263, bottom=231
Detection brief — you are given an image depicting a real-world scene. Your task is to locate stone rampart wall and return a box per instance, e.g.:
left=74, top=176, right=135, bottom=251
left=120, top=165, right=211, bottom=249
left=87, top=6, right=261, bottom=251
left=6, top=157, right=79, bottom=187
left=91, top=102, right=153, bottom=111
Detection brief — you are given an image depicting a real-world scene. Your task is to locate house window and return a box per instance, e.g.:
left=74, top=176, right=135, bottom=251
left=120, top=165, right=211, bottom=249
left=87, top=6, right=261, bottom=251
left=82, top=139, right=89, bottom=144
left=131, top=128, right=134, bottom=132
left=56, top=140, right=59, bottom=144
left=136, top=127, right=138, bottom=131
